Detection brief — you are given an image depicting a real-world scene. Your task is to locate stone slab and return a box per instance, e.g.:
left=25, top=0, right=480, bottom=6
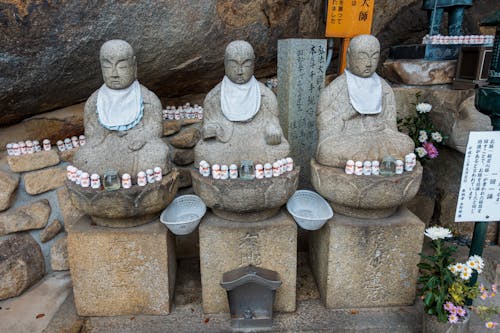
left=168, top=127, right=201, bottom=149
left=0, top=233, right=45, bottom=300
left=0, top=199, right=51, bottom=236
left=51, top=236, right=69, bottom=271
left=58, top=147, right=78, bottom=162
left=40, top=219, right=63, bottom=243
left=309, top=207, right=425, bottom=309
left=381, top=59, right=456, bottom=85
left=199, top=210, right=297, bottom=313
left=24, top=165, right=66, bottom=195
left=67, top=216, right=176, bottom=316
left=277, top=38, right=326, bottom=189
left=163, top=120, right=182, bottom=136
left=56, top=187, right=85, bottom=231
left=7, top=149, right=60, bottom=173
left=0, top=272, right=72, bottom=333
left=42, top=292, right=84, bottom=333
left=0, top=169, right=19, bottom=212
left=172, top=147, right=195, bottom=166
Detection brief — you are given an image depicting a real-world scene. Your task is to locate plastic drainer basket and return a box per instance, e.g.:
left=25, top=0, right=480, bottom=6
left=286, top=190, right=333, bottom=230
left=160, top=194, right=207, bottom=235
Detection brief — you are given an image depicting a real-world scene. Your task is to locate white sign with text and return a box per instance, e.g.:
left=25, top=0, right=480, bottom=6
left=455, top=131, right=500, bottom=222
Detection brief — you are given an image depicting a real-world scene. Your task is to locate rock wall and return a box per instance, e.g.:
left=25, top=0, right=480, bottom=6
left=0, top=0, right=323, bottom=126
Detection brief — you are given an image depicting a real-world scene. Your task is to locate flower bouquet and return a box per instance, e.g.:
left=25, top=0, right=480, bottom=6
left=418, top=226, right=499, bottom=332
left=398, top=94, right=446, bottom=162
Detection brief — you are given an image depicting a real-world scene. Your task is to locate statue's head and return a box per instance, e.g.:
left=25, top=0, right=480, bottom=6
left=346, top=35, right=380, bottom=78
left=224, top=40, right=255, bottom=84
left=100, top=40, right=137, bottom=90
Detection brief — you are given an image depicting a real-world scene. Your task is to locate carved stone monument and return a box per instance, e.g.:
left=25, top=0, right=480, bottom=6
left=194, top=41, right=298, bottom=314
left=309, top=35, right=425, bottom=308
left=67, top=40, right=177, bottom=316
left=69, top=39, right=178, bottom=227
left=277, top=39, right=327, bottom=188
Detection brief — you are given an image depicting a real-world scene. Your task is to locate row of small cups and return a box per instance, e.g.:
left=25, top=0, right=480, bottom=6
left=422, top=34, right=494, bottom=45
left=345, top=153, right=417, bottom=176
left=5, top=135, right=86, bottom=156
left=163, top=103, right=204, bottom=121
left=66, top=165, right=163, bottom=189
left=199, top=157, right=294, bottom=179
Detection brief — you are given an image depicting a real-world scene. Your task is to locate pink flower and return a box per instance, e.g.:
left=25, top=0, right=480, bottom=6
left=492, top=284, right=497, bottom=293
left=456, top=306, right=466, bottom=317
left=444, top=302, right=456, bottom=312
left=481, top=292, right=489, bottom=300
left=448, top=314, right=459, bottom=324
left=423, top=142, right=439, bottom=158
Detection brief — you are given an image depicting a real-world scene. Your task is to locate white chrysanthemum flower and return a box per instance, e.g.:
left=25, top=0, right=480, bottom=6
left=419, top=130, right=428, bottom=143
left=416, top=102, right=432, bottom=114
left=431, top=132, right=443, bottom=143
left=460, top=266, right=473, bottom=280
left=415, top=147, right=427, bottom=158
left=424, top=226, right=453, bottom=240
left=467, top=255, right=485, bottom=273
left=448, top=264, right=460, bottom=276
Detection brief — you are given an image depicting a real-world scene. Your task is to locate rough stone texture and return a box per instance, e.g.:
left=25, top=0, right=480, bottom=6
left=0, top=103, right=84, bottom=151
left=56, top=187, right=85, bottom=232
left=51, top=236, right=69, bottom=271
left=381, top=59, right=456, bottom=85
left=0, top=199, right=51, bottom=236
left=393, top=87, right=492, bottom=154
left=309, top=207, right=425, bottom=308
left=172, top=147, right=195, bottom=166
left=311, top=159, right=422, bottom=219
left=0, top=233, right=45, bottom=300
left=23, top=165, right=66, bottom=195
left=0, top=169, right=19, bottom=212
left=192, top=168, right=299, bottom=222
left=42, top=292, right=84, bottom=333
left=40, top=219, right=63, bottom=243
left=405, top=165, right=437, bottom=225
left=6, top=149, right=60, bottom=173
left=168, top=127, right=201, bottom=149
left=66, top=170, right=178, bottom=228
left=0, top=1, right=323, bottom=127
left=58, top=147, right=78, bottom=163
left=163, top=120, right=182, bottom=136
left=426, top=147, right=498, bottom=242
left=67, top=217, right=176, bottom=316
left=277, top=39, right=326, bottom=189
left=176, top=165, right=193, bottom=189
left=449, top=95, right=493, bottom=154
left=199, top=210, right=297, bottom=313
left=0, top=272, right=72, bottom=333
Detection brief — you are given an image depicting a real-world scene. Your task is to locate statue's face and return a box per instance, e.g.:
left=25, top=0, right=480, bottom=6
left=100, top=52, right=136, bottom=90
left=224, top=54, right=254, bottom=84
left=347, top=47, right=379, bottom=78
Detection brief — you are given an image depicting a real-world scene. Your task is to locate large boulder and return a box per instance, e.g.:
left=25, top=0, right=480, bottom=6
left=0, top=0, right=323, bottom=126
left=0, top=233, right=45, bottom=300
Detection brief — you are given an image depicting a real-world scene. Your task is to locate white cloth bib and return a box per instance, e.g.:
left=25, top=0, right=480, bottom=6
left=97, top=80, right=142, bottom=127
left=221, top=75, right=261, bottom=122
left=345, top=70, right=382, bottom=115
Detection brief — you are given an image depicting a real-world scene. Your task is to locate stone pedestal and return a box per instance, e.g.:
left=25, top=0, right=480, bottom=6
left=277, top=39, right=327, bottom=188
left=199, top=210, right=297, bottom=313
left=67, top=216, right=176, bottom=316
left=381, top=59, right=456, bottom=85
left=309, top=207, right=424, bottom=309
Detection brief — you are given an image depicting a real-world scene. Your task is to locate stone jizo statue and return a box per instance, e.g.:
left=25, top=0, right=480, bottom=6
left=195, top=40, right=289, bottom=165
left=422, top=0, right=473, bottom=36
left=73, top=39, right=170, bottom=178
left=315, top=34, right=414, bottom=168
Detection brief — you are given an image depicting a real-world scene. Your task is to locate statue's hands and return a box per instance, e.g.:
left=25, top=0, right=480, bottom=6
left=202, top=123, right=219, bottom=140
left=265, top=124, right=282, bottom=145
left=128, top=140, right=146, bottom=151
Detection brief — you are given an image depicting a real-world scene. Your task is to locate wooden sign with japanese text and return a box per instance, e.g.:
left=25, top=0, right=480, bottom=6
left=455, top=131, right=500, bottom=222
left=325, top=0, right=374, bottom=38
